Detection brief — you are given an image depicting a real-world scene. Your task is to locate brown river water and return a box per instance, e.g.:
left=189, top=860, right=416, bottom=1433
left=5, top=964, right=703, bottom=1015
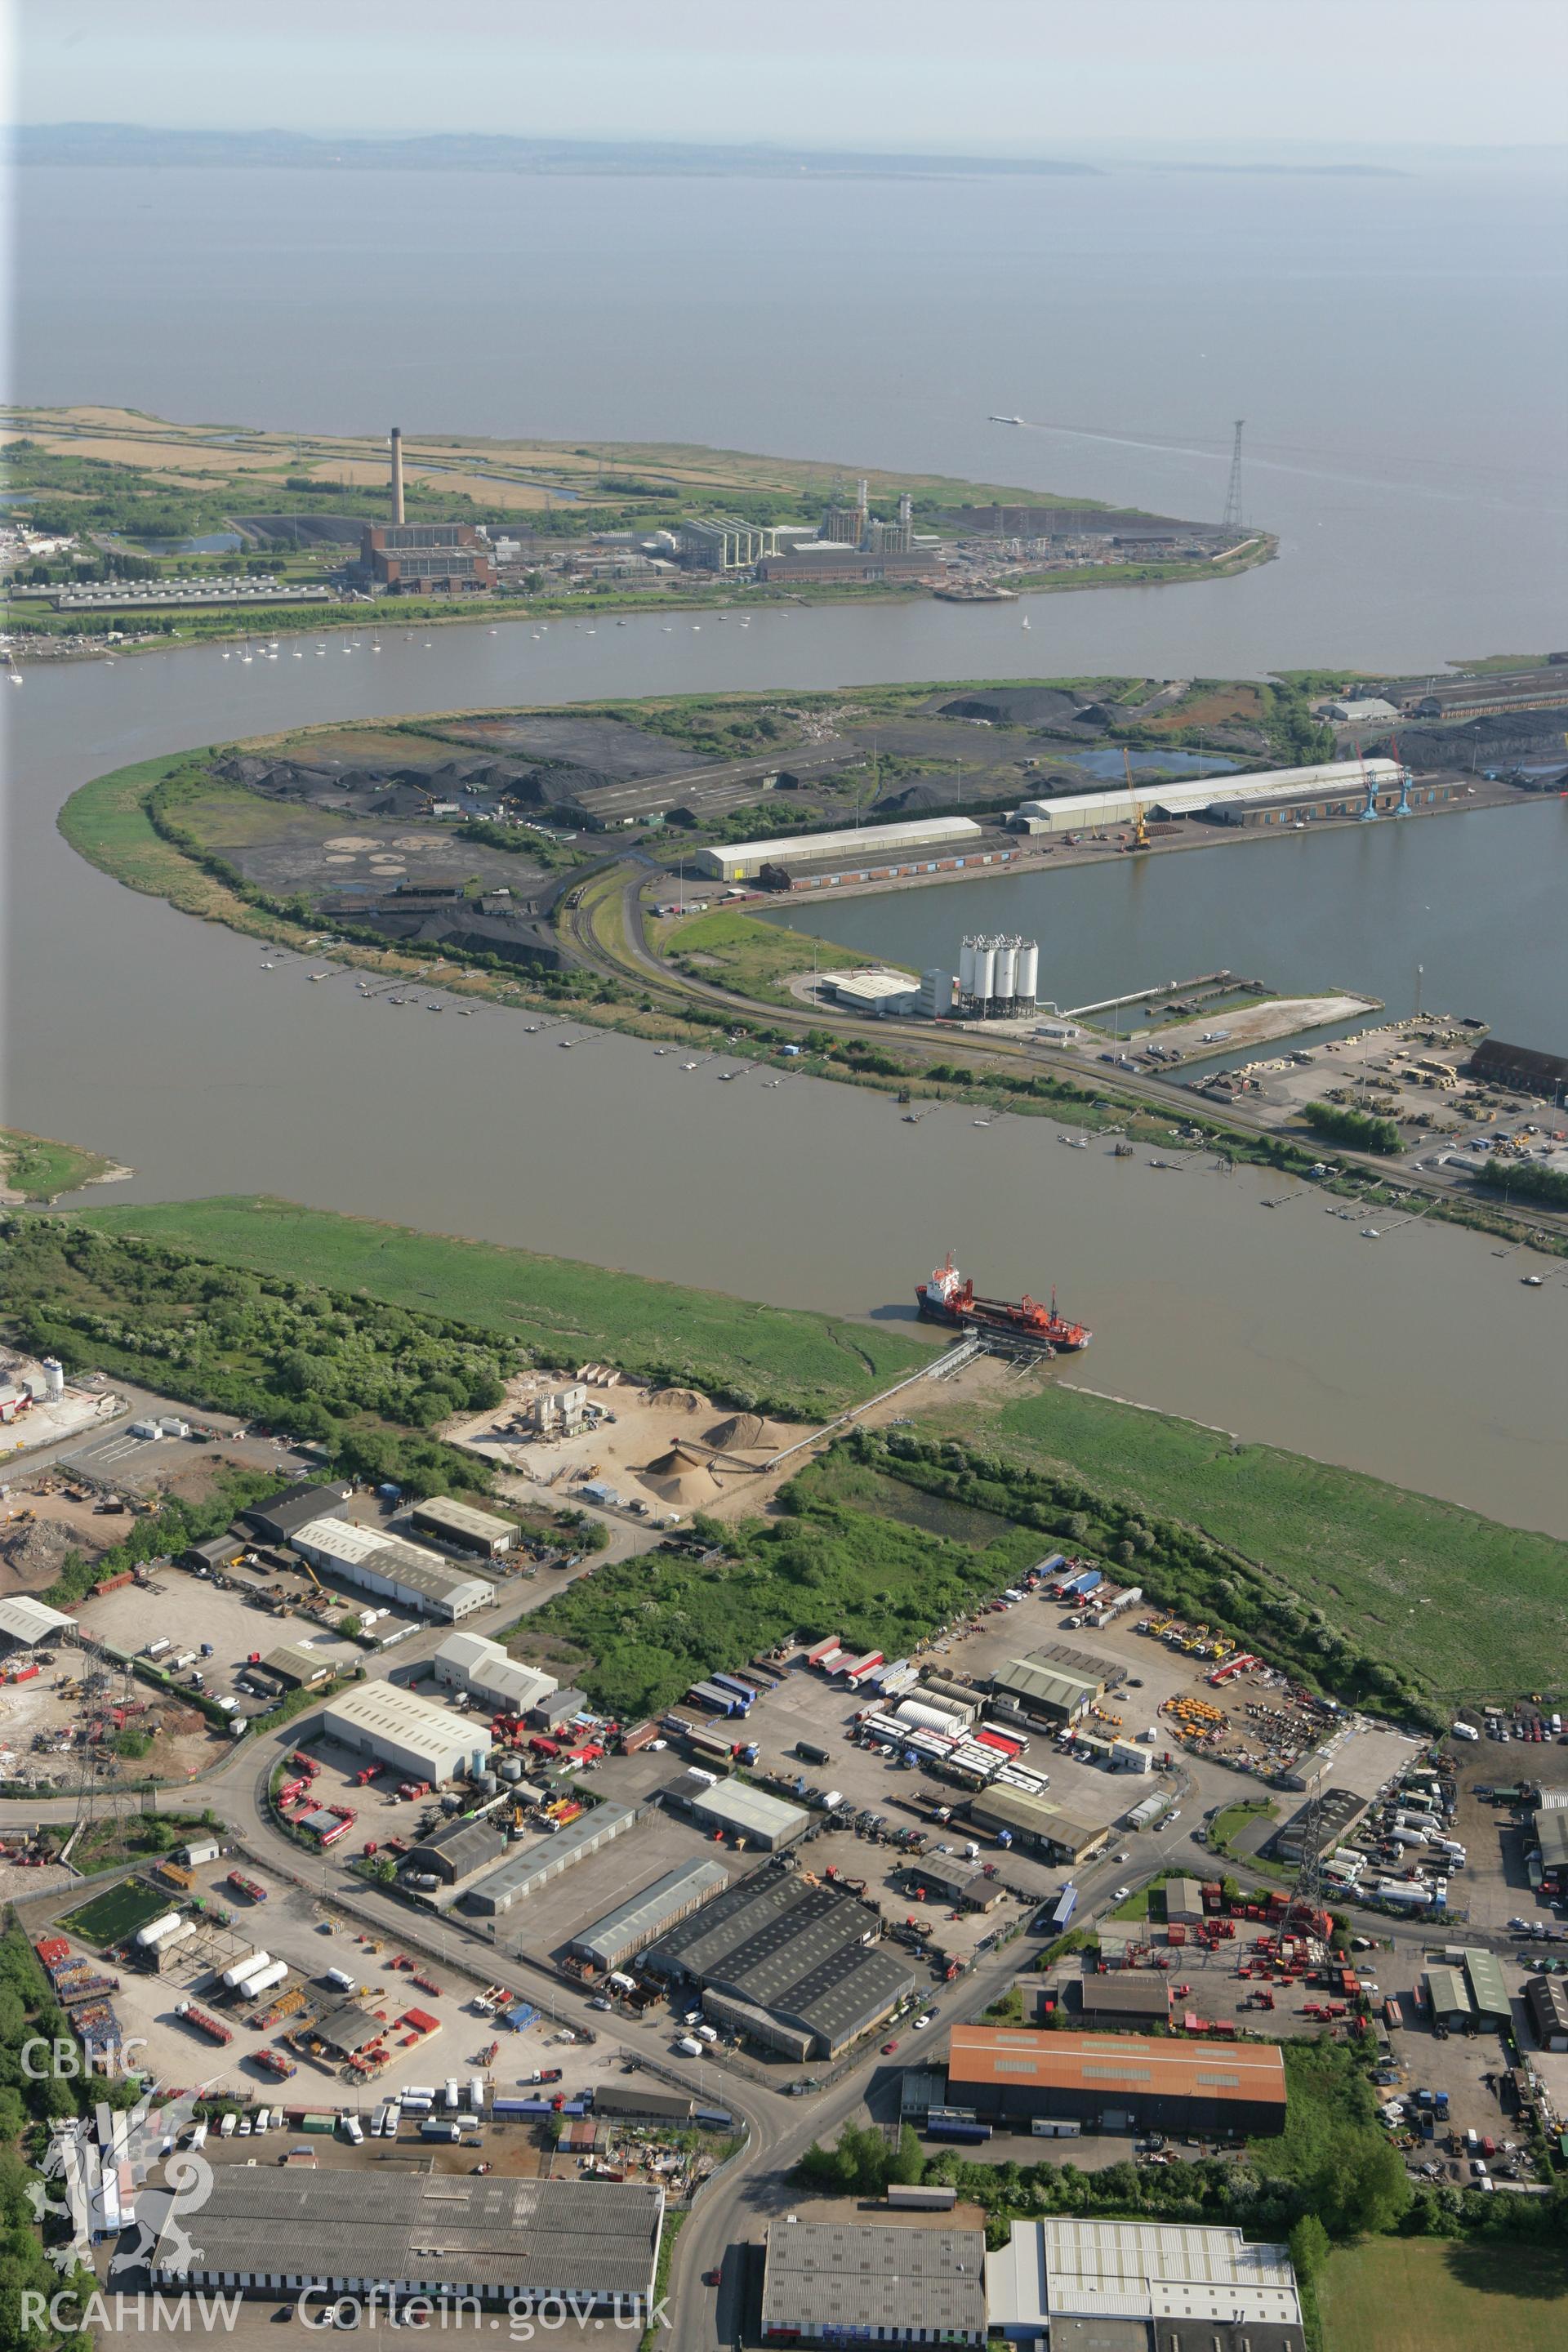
left=3, top=616, right=1566, bottom=1537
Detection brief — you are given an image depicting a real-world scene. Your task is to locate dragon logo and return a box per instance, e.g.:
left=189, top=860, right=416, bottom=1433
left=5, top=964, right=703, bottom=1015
left=30, top=2087, right=213, bottom=2278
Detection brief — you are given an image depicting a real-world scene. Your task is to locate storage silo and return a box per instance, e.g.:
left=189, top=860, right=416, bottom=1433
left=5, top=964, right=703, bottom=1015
left=39, top=1359, right=65, bottom=1402
left=971, top=938, right=996, bottom=1004
left=1016, top=941, right=1040, bottom=1004
left=958, top=938, right=978, bottom=1000
left=993, top=939, right=1018, bottom=1002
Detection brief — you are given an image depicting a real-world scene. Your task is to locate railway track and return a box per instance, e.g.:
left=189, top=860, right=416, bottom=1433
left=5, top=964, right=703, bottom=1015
left=556, top=862, right=1568, bottom=1247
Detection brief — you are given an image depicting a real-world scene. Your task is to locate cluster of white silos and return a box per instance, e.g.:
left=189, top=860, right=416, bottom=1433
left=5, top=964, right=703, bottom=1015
left=956, top=934, right=1039, bottom=1018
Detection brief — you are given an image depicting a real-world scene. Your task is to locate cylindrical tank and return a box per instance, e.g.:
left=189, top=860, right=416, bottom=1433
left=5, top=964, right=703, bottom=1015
left=136, top=1912, right=185, bottom=1949
left=958, top=939, right=978, bottom=998
left=40, top=1359, right=65, bottom=1401
left=992, top=940, right=1017, bottom=1000
left=497, top=1757, right=523, bottom=1784
left=220, top=1949, right=270, bottom=1991
left=236, top=1958, right=287, bottom=2000
left=476, top=1771, right=499, bottom=1795
left=971, top=941, right=996, bottom=1003
left=1016, top=942, right=1039, bottom=1004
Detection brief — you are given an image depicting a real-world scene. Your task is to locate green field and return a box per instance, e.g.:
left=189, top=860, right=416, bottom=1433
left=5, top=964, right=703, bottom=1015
left=517, top=1450, right=1041, bottom=1715
left=60, top=1878, right=170, bottom=1945
left=1318, top=2238, right=1568, bottom=2352
left=660, top=906, right=879, bottom=1007
left=78, top=1195, right=934, bottom=1419
left=0, top=1126, right=119, bottom=1202
left=991, top=1385, right=1568, bottom=1702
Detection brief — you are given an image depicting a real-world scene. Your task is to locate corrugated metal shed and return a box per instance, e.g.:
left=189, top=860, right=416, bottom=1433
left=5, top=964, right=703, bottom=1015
left=149, top=2168, right=664, bottom=2304
left=461, top=1802, right=639, bottom=1915
left=761, top=2219, right=987, bottom=2345
left=0, top=1595, right=77, bottom=1646
left=291, top=1517, right=489, bottom=1620
left=680, top=1778, right=808, bottom=1851
left=568, top=1859, right=730, bottom=1972
left=1461, top=1945, right=1511, bottom=2024
left=409, top=1496, right=518, bottom=1555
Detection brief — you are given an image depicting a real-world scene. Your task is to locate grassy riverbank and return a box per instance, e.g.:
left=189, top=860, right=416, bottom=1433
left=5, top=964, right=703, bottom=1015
left=979, top=1384, right=1568, bottom=1703
left=75, top=1194, right=935, bottom=1418
left=0, top=1126, right=124, bottom=1202
left=30, top=1195, right=1566, bottom=1703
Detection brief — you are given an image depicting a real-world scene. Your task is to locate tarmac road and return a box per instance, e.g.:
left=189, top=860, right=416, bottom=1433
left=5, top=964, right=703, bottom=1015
left=0, top=1605, right=1528, bottom=2348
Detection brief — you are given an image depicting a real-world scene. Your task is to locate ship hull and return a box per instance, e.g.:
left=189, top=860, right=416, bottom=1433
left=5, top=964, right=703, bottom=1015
left=916, top=1285, right=966, bottom=1326
left=916, top=1284, right=1090, bottom=1350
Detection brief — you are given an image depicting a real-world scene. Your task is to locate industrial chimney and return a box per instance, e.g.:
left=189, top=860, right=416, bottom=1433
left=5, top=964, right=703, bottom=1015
left=390, top=426, right=405, bottom=526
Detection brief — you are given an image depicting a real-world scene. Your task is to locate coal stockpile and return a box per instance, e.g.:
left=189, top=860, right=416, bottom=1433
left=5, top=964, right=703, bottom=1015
left=938, top=686, right=1093, bottom=728
left=1372, top=708, right=1568, bottom=772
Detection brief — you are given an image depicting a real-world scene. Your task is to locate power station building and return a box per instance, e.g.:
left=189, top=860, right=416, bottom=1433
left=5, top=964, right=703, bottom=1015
left=987, top=2217, right=1303, bottom=2346
left=359, top=522, right=497, bottom=595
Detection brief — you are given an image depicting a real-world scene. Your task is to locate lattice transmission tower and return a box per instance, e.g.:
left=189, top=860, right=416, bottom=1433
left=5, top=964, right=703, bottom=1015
left=1221, top=419, right=1245, bottom=533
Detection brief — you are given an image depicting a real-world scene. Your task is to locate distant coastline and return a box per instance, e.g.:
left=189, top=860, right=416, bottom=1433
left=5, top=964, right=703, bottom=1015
left=16, top=123, right=1100, bottom=179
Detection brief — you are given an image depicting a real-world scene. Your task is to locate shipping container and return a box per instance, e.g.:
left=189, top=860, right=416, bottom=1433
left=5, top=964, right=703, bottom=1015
left=710, top=1674, right=760, bottom=1708
left=687, top=1680, right=746, bottom=1718
left=924, top=2116, right=991, bottom=2144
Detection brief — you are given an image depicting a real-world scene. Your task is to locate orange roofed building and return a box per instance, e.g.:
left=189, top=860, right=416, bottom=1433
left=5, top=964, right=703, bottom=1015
left=946, top=2024, right=1288, bottom=2138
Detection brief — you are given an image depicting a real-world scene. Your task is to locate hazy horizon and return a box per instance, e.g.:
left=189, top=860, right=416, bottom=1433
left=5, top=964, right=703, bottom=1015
left=17, top=0, right=1567, bottom=152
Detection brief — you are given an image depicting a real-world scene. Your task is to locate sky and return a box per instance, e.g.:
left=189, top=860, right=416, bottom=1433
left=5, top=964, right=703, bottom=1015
left=16, top=0, right=1568, bottom=153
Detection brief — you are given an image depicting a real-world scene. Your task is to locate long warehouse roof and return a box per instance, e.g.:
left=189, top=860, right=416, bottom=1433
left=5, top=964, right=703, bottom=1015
left=949, top=2026, right=1287, bottom=2109
left=1017, top=757, right=1404, bottom=833
left=711, top=814, right=981, bottom=866
left=571, top=1860, right=731, bottom=1966
left=646, top=1868, right=914, bottom=2046
left=150, top=2167, right=663, bottom=2301
left=292, top=1516, right=488, bottom=1609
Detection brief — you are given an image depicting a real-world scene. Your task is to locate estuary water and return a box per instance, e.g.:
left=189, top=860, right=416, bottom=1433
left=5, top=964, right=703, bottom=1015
left=13, top=159, right=1568, bottom=666
left=4, top=621, right=1566, bottom=1539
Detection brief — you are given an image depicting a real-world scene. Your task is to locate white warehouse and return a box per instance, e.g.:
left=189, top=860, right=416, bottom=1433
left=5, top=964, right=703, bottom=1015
left=289, top=1517, right=490, bottom=1621
left=697, top=814, right=982, bottom=884
left=431, top=1629, right=559, bottom=1717
left=1013, top=758, right=1405, bottom=836
left=318, top=1682, right=490, bottom=1786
